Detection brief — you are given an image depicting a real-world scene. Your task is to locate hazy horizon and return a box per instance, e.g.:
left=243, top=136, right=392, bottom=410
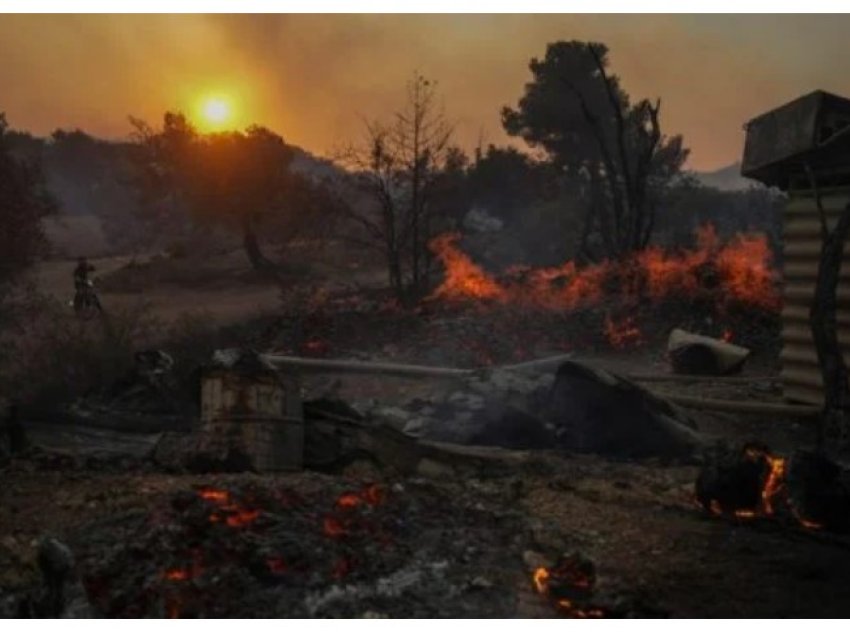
left=2, top=14, right=850, bottom=170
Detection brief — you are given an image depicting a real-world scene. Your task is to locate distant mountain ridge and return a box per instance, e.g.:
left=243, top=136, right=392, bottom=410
left=693, top=162, right=759, bottom=192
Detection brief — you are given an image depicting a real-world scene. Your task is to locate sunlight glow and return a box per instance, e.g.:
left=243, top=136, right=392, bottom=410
left=198, top=96, right=233, bottom=130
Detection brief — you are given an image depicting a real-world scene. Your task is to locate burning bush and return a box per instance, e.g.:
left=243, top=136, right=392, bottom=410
left=695, top=442, right=850, bottom=533
left=429, top=224, right=780, bottom=311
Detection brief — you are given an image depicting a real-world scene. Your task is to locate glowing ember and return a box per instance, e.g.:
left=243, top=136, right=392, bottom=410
left=225, top=509, right=260, bottom=528
left=361, top=484, right=385, bottom=506
left=603, top=314, right=643, bottom=349
left=531, top=554, right=605, bottom=619
left=323, top=515, right=346, bottom=538
left=302, top=338, right=330, bottom=355
left=703, top=448, right=824, bottom=531
left=163, top=568, right=190, bottom=581
left=533, top=567, right=549, bottom=594
left=197, top=487, right=230, bottom=503
left=761, top=455, right=786, bottom=516
left=266, top=557, right=287, bottom=575
left=336, top=493, right=361, bottom=508
left=334, top=484, right=385, bottom=509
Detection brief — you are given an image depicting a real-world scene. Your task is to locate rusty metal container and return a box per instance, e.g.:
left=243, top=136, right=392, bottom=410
left=201, top=350, right=303, bottom=471
left=742, top=90, right=850, bottom=190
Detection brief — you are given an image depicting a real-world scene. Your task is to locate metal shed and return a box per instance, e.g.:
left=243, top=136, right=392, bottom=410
left=742, top=90, right=850, bottom=406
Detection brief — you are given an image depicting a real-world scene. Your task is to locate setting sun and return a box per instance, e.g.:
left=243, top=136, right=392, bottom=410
left=199, top=96, right=233, bottom=130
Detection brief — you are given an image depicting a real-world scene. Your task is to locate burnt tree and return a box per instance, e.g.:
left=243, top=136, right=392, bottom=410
left=339, top=73, right=453, bottom=301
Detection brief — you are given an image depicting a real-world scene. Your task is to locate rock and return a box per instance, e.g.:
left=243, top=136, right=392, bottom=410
left=462, top=207, right=504, bottom=233
left=544, top=361, right=702, bottom=459
left=468, top=404, right=556, bottom=450
left=469, top=575, right=494, bottom=589
left=29, top=537, right=93, bottom=618
left=667, top=328, right=750, bottom=376
left=416, top=458, right=456, bottom=480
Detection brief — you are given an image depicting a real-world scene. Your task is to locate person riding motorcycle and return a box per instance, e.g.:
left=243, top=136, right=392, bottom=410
left=74, top=257, right=95, bottom=291
left=73, top=257, right=101, bottom=315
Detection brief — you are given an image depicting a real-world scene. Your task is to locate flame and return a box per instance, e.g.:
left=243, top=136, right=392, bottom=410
left=427, top=224, right=780, bottom=316
left=761, top=456, right=786, bottom=516
left=603, top=314, right=643, bottom=349
left=336, top=493, right=361, bottom=508
left=426, top=232, right=508, bottom=302
left=197, top=487, right=230, bottom=503
left=532, top=558, right=604, bottom=619
left=705, top=449, right=824, bottom=531
left=362, top=484, right=385, bottom=506
left=721, top=329, right=734, bottom=343
left=334, top=484, right=385, bottom=509
left=794, top=514, right=824, bottom=531
left=164, top=568, right=190, bottom=581
left=225, top=509, right=259, bottom=528
left=533, top=567, right=549, bottom=594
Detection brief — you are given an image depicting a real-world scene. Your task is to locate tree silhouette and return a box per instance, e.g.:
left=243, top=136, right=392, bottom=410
left=503, top=41, right=689, bottom=260
left=339, top=72, right=453, bottom=300
left=130, top=113, right=319, bottom=276
left=0, top=113, right=54, bottom=303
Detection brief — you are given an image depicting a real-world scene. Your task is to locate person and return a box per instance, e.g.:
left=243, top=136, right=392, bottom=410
left=72, top=257, right=101, bottom=316
left=73, top=257, right=95, bottom=292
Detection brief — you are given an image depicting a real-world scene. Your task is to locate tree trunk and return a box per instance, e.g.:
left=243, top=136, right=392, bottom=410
left=810, top=201, right=850, bottom=449
left=242, top=215, right=279, bottom=276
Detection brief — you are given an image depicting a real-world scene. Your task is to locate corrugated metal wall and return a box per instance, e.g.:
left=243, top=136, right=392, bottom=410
left=781, top=187, right=850, bottom=405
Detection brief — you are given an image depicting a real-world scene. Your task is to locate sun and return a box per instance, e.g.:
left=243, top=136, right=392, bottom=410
left=198, top=96, right=233, bottom=130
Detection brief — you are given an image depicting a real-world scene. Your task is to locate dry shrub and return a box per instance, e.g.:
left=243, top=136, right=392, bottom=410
left=0, top=296, right=160, bottom=404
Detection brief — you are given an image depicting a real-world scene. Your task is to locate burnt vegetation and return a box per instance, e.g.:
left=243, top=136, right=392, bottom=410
left=3, top=37, right=850, bottom=621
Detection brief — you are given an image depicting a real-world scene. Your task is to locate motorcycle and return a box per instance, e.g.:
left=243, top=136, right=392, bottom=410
left=73, top=279, right=103, bottom=319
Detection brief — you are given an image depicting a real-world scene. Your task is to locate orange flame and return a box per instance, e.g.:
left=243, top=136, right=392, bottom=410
left=197, top=487, right=230, bottom=503
left=323, top=515, right=346, bottom=538
left=428, top=224, right=780, bottom=314
left=603, top=315, right=643, bottom=349
left=336, top=493, right=361, bottom=508
left=266, top=557, right=287, bottom=575
left=164, top=568, right=190, bottom=581
left=224, top=509, right=259, bottom=528
left=427, top=232, right=508, bottom=302
left=706, top=450, right=825, bottom=531
left=533, top=567, right=549, bottom=594
left=532, top=561, right=603, bottom=619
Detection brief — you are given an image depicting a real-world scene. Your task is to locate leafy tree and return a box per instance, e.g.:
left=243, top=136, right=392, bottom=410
left=130, top=113, right=322, bottom=276
left=503, top=41, right=689, bottom=260
left=466, top=145, right=556, bottom=222
left=0, top=113, right=54, bottom=303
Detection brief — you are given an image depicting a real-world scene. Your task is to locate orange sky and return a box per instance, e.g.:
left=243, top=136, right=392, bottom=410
left=2, top=14, right=850, bottom=170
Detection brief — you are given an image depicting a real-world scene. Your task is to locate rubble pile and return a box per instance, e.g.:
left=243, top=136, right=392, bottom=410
left=367, top=361, right=703, bottom=460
